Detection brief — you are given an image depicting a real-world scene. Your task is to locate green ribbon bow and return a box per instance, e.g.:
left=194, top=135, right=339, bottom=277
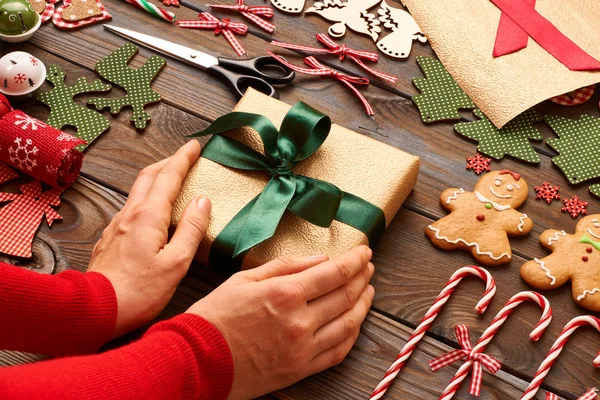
left=191, top=102, right=386, bottom=272
left=580, top=235, right=600, bottom=252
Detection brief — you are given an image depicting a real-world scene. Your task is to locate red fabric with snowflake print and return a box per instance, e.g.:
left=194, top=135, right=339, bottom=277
left=0, top=110, right=86, bottom=188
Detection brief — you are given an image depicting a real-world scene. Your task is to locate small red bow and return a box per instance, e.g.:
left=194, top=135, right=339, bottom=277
left=547, top=388, right=598, bottom=400
left=429, top=325, right=501, bottom=396
left=271, top=34, right=397, bottom=83
left=210, top=0, right=275, bottom=33
left=266, top=51, right=374, bottom=116
left=178, top=12, right=248, bottom=56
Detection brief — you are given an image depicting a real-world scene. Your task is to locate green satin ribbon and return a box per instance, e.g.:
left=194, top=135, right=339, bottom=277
left=580, top=235, right=600, bottom=252
left=191, top=102, right=386, bottom=272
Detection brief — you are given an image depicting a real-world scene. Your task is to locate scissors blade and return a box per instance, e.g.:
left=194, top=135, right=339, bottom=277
left=103, top=25, right=219, bottom=70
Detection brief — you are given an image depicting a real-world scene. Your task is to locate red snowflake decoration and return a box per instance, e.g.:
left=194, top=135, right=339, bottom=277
left=163, top=0, right=180, bottom=6
left=13, top=74, right=26, bottom=84
left=30, top=57, right=38, bottom=66
left=534, top=182, right=560, bottom=204
left=466, top=153, right=491, bottom=175
left=562, top=196, right=588, bottom=218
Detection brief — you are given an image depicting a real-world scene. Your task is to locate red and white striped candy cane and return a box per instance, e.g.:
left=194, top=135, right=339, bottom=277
left=368, top=266, right=496, bottom=400
left=547, top=388, right=598, bottom=400
left=522, top=316, right=600, bottom=400
left=439, top=291, right=552, bottom=400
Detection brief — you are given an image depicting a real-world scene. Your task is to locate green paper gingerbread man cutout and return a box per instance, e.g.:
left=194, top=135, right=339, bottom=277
left=545, top=114, right=600, bottom=198
left=412, top=56, right=475, bottom=123
left=88, top=43, right=166, bottom=130
left=37, top=65, right=112, bottom=149
left=454, top=108, right=543, bottom=163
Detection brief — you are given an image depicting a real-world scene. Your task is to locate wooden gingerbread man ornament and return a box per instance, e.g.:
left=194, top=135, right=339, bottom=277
left=426, top=170, right=533, bottom=266
left=521, top=214, right=600, bottom=312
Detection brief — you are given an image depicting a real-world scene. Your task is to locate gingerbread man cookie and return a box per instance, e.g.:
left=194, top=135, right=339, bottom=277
left=426, top=170, right=533, bottom=266
left=521, top=214, right=600, bottom=312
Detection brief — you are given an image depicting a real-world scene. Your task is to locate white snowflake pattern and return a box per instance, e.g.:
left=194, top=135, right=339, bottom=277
left=9, top=138, right=39, bottom=172
left=56, top=132, right=78, bottom=141
left=14, top=114, right=46, bottom=131
left=13, top=73, right=27, bottom=84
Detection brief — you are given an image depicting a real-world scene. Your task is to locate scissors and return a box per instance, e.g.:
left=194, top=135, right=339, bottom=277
left=103, top=25, right=295, bottom=99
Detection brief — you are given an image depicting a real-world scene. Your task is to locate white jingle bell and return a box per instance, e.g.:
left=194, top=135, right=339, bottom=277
left=0, top=51, right=46, bottom=98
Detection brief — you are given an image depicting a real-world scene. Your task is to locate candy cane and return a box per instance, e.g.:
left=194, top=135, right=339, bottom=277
left=522, top=316, right=600, bottom=400
left=369, top=266, right=496, bottom=400
left=439, top=291, right=552, bottom=400
left=547, top=388, right=598, bottom=400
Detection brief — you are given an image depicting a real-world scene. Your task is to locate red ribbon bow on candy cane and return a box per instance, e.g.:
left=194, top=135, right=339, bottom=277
left=547, top=388, right=599, bottom=400
left=429, top=325, right=502, bottom=396
left=271, top=34, right=397, bottom=83
left=178, top=13, right=249, bottom=56
left=266, top=51, right=374, bottom=116
left=491, top=0, right=600, bottom=71
left=210, top=0, right=275, bottom=33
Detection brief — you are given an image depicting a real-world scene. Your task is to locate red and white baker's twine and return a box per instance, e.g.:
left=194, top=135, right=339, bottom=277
left=178, top=12, right=248, bottom=56
left=547, top=388, right=598, bottom=400
left=210, top=0, right=275, bottom=33
left=271, top=34, right=398, bottom=83
left=368, top=266, right=496, bottom=400
left=438, top=291, right=552, bottom=400
left=522, top=316, right=600, bottom=400
left=266, top=51, right=374, bottom=116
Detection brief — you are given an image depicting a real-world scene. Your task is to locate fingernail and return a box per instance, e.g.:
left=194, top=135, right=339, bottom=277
left=197, top=197, right=211, bottom=212
left=367, top=247, right=373, bottom=259
left=306, top=253, right=327, bottom=260
left=367, top=285, right=375, bottom=295
left=368, top=262, right=375, bottom=276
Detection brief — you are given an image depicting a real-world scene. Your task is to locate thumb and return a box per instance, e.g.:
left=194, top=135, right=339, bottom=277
left=166, top=196, right=212, bottom=263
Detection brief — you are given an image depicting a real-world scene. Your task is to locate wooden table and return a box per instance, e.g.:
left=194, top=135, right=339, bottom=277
left=2, top=0, right=600, bottom=398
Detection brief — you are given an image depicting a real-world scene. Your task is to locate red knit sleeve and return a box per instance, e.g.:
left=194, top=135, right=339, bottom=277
left=0, top=314, right=234, bottom=400
left=0, top=262, right=117, bottom=356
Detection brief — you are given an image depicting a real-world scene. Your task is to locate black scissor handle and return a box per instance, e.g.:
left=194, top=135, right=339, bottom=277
left=217, top=56, right=296, bottom=85
left=207, top=64, right=278, bottom=99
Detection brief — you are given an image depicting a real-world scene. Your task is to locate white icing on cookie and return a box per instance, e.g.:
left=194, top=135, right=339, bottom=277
left=587, top=228, right=600, bottom=240
left=427, top=225, right=511, bottom=261
left=446, top=188, right=464, bottom=204
left=475, top=191, right=510, bottom=211
left=577, top=288, right=600, bottom=301
left=490, top=187, right=512, bottom=199
left=534, top=257, right=556, bottom=285
left=547, top=230, right=566, bottom=245
left=518, top=214, right=528, bottom=232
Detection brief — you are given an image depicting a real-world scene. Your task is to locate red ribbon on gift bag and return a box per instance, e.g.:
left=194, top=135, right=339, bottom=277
left=210, top=0, right=275, bottom=33
left=178, top=12, right=248, bottom=56
left=267, top=51, right=374, bottom=116
left=0, top=110, right=86, bottom=188
left=271, top=34, right=397, bottom=83
left=491, top=0, right=600, bottom=71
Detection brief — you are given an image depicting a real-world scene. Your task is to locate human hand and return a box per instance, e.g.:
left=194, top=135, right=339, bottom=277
left=187, top=246, right=375, bottom=400
left=87, top=140, right=211, bottom=338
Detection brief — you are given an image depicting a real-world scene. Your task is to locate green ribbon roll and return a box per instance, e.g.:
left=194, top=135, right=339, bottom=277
left=191, top=102, right=386, bottom=273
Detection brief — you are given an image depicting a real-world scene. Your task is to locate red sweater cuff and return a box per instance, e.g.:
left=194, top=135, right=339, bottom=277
left=0, top=263, right=117, bottom=356
left=143, top=314, right=234, bottom=400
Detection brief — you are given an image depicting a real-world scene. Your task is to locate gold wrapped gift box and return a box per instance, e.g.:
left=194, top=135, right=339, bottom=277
left=171, top=88, right=420, bottom=270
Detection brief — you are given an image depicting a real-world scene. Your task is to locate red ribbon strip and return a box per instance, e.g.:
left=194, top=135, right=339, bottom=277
left=267, top=50, right=374, bottom=116
left=547, top=388, right=598, bottom=400
left=429, top=325, right=502, bottom=396
left=491, top=0, right=600, bottom=71
left=210, top=0, right=275, bottom=33
left=271, top=34, right=398, bottom=83
left=178, top=12, right=248, bottom=56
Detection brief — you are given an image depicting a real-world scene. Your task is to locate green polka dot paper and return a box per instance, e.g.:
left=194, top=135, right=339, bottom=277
left=37, top=65, right=111, bottom=150
left=88, top=43, right=166, bottom=130
left=454, top=108, right=542, bottom=163
left=546, top=114, right=600, bottom=194
left=412, top=56, right=475, bottom=123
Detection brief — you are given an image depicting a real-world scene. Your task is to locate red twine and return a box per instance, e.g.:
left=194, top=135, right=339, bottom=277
left=210, top=0, right=275, bottom=33
left=266, top=50, right=374, bottom=116
left=429, top=325, right=501, bottom=397
left=178, top=12, right=248, bottom=56
left=491, top=0, right=600, bottom=71
left=271, top=34, right=397, bottom=83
